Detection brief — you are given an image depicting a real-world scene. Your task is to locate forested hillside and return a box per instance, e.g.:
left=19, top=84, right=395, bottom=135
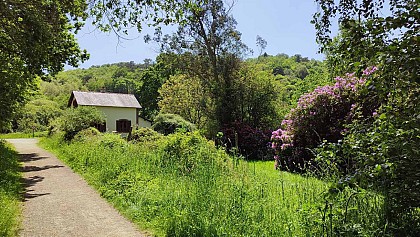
left=9, top=53, right=330, bottom=160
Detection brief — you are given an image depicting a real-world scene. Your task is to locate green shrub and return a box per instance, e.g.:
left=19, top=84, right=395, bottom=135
left=58, top=107, right=105, bottom=140
left=73, top=127, right=101, bottom=142
left=152, top=113, right=196, bottom=135
left=130, top=127, right=163, bottom=143
left=99, top=133, right=126, bottom=149
left=272, top=69, right=378, bottom=172
left=159, top=131, right=226, bottom=176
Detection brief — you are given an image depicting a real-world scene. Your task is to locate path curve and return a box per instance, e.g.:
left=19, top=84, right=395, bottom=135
left=7, top=139, right=148, bottom=237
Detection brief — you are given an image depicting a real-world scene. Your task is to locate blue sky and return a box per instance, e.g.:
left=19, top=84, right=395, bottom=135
left=72, top=0, right=329, bottom=69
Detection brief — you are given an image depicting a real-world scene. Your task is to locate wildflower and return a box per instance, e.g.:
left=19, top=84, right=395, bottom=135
left=271, top=142, right=277, bottom=149
left=363, top=66, right=378, bottom=76
left=281, top=143, right=292, bottom=150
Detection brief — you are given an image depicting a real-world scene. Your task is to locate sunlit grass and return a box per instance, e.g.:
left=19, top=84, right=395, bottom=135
left=0, top=140, right=22, bottom=237
left=40, top=133, right=385, bottom=236
left=0, top=131, right=48, bottom=139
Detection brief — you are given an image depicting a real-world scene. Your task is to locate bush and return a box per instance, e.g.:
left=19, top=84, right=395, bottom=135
left=129, top=127, right=163, bottom=143
left=58, top=107, right=105, bottom=140
left=99, top=133, right=127, bottom=149
left=73, top=127, right=101, bottom=142
left=152, top=113, right=196, bottom=135
left=271, top=68, right=378, bottom=172
left=159, top=131, right=227, bottom=176
left=221, top=121, right=272, bottom=160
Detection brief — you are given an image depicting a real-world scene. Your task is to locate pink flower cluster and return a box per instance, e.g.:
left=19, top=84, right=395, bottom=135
left=296, top=74, right=366, bottom=112
left=271, top=128, right=293, bottom=150
left=271, top=67, right=377, bottom=162
left=363, top=66, right=378, bottom=76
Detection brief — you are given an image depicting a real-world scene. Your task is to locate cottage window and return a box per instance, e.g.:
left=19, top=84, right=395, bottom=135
left=93, top=122, right=106, bottom=132
left=116, top=119, right=131, bottom=133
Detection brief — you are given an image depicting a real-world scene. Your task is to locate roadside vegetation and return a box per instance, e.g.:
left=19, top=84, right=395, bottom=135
left=0, top=140, right=22, bottom=236
left=41, top=131, right=385, bottom=236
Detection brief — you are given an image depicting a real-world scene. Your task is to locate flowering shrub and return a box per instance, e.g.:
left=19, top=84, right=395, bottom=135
left=272, top=67, right=377, bottom=171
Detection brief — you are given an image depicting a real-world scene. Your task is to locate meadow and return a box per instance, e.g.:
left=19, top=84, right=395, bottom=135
left=0, top=140, right=22, bottom=237
left=40, top=132, right=386, bottom=236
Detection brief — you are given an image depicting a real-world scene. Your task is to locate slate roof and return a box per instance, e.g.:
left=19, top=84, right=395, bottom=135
left=69, top=91, right=141, bottom=108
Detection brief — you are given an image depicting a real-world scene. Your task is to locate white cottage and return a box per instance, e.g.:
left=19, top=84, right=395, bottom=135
left=68, top=91, right=151, bottom=133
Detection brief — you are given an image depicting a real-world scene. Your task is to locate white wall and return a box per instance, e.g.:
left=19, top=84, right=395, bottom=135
left=137, top=117, right=152, bottom=128
left=95, top=106, right=137, bottom=132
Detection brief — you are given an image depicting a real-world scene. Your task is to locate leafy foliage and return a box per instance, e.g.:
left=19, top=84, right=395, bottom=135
left=151, top=0, right=251, bottom=134
left=314, top=0, right=420, bottom=234
left=57, top=107, right=105, bottom=140
left=271, top=69, right=377, bottom=172
left=246, top=54, right=332, bottom=120
left=73, top=127, right=101, bottom=143
left=14, top=98, right=62, bottom=132
left=159, top=74, right=209, bottom=128
left=89, top=0, right=183, bottom=35
left=99, top=133, right=127, bottom=149
left=136, top=65, right=167, bottom=120
left=0, top=0, right=88, bottom=130
left=129, top=127, right=163, bottom=143
left=152, top=113, right=196, bottom=135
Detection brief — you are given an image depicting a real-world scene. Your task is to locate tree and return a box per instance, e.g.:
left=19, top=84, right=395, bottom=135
left=0, top=0, right=88, bottom=130
left=158, top=74, right=210, bottom=128
left=313, top=1, right=420, bottom=234
left=109, top=68, right=138, bottom=94
left=89, top=0, right=183, bottom=35
left=15, top=98, right=62, bottom=132
left=234, top=63, right=279, bottom=129
left=136, top=54, right=177, bottom=120
left=256, top=35, right=267, bottom=57
left=271, top=70, right=376, bottom=172
left=151, top=0, right=250, bottom=134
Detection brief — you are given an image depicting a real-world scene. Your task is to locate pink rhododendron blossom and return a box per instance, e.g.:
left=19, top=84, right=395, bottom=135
left=281, top=119, right=293, bottom=126
left=271, top=142, right=277, bottom=149
left=363, top=66, right=378, bottom=76
left=281, top=143, right=291, bottom=150
left=271, top=67, right=376, bottom=162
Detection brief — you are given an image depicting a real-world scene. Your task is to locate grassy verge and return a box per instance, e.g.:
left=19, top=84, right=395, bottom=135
left=0, top=131, right=48, bottom=139
left=0, top=140, right=22, bottom=236
left=40, top=132, right=385, bottom=236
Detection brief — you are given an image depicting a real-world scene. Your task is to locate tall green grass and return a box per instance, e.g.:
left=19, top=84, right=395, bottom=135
left=0, top=140, right=22, bottom=236
left=40, top=132, right=385, bottom=236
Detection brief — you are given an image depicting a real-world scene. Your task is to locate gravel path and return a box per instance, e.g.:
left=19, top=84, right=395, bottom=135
left=7, top=139, right=149, bottom=237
